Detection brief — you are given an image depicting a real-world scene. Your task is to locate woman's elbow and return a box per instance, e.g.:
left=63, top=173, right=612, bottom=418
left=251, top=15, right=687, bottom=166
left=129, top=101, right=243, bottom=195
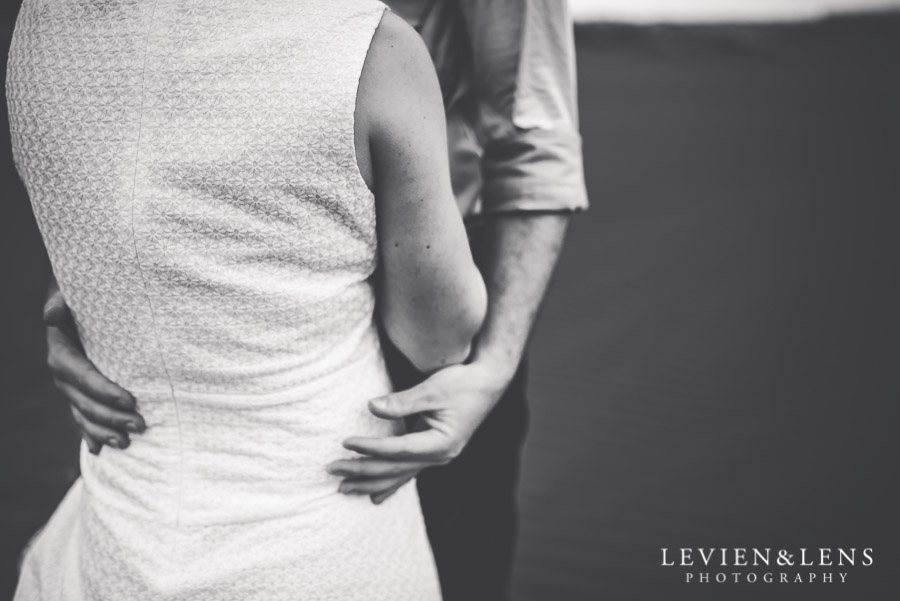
left=433, top=270, right=487, bottom=368
left=461, top=269, right=488, bottom=343
left=385, top=272, right=487, bottom=373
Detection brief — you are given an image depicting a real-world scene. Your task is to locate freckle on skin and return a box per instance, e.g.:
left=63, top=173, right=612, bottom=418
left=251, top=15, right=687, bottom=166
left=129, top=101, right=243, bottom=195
left=394, top=243, right=399, bottom=247
left=426, top=245, right=430, bottom=249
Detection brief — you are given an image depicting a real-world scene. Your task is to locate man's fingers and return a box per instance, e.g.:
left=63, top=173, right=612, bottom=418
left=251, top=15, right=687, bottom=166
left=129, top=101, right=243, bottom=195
left=47, top=328, right=137, bottom=411
left=371, top=479, right=411, bottom=505
left=81, top=432, right=104, bottom=455
left=56, top=380, right=144, bottom=435
left=367, top=383, right=439, bottom=420
left=42, top=292, right=72, bottom=329
left=42, top=279, right=81, bottom=341
left=69, top=406, right=130, bottom=450
left=326, top=458, right=424, bottom=479
left=338, top=475, right=411, bottom=496
left=343, top=430, right=450, bottom=461
left=43, top=275, right=67, bottom=325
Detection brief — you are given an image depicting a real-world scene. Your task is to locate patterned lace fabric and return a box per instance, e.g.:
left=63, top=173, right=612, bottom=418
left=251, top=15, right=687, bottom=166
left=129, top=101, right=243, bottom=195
left=7, top=1, right=441, bottom=598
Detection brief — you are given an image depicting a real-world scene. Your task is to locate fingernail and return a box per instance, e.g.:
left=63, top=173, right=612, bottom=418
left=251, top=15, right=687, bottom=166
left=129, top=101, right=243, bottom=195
left=124, top=421, right=146, bottom=433
left=107, top=438, right=119, bottom=448
left=338, top=484, right=351, bottom=494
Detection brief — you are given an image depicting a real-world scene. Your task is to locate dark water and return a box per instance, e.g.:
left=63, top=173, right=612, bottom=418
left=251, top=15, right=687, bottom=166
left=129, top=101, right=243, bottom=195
left=2, top=8, right=899, bottom=601
left=513, top=15, right=900, bottom=601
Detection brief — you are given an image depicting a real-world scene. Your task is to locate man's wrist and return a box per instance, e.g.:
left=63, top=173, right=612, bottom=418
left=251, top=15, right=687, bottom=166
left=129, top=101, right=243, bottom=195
left=469, top=341, right=523, bottom=396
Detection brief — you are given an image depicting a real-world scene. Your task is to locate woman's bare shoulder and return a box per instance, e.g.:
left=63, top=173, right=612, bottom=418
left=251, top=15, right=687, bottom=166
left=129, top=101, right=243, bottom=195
left=364, top=10, right=435, bottom=88
left=355, top=9, right=444, bottom=190
left=360, top=11, right=442, bottom=135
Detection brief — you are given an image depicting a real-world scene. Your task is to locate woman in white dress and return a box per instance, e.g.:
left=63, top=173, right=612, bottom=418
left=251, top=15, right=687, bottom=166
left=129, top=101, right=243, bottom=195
left=6, top=1, right=485, bottom=599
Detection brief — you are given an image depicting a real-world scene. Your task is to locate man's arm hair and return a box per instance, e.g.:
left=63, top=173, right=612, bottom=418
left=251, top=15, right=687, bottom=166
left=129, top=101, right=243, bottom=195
left=470, top=213, right=569, bottom=385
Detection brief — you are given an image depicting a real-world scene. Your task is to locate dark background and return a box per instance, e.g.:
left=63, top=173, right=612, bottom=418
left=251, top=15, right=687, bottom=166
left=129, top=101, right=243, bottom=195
left=2, top=4, right=899, bottom=600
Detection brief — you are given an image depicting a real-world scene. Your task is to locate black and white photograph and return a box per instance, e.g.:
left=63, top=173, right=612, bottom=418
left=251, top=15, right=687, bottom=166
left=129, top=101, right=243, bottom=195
left=1, top=1, right=898, bottom=600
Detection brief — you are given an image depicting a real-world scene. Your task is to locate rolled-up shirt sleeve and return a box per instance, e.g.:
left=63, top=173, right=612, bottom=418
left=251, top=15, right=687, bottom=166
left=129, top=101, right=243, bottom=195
left=458, top=0, right=589, bottom=215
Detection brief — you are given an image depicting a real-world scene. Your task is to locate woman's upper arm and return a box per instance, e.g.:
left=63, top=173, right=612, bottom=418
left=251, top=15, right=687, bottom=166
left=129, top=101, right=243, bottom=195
left=359, top=11, right=467, bottom=264
left=357, top=12, right=485, bottom=370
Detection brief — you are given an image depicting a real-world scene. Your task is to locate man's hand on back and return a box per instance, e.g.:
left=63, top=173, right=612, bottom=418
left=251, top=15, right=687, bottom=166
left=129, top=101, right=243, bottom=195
left=327, top=360, right=510, bottom=504
left=331, top=214, right=571, bottom=504
left=44, top=277, right=145, bottom=454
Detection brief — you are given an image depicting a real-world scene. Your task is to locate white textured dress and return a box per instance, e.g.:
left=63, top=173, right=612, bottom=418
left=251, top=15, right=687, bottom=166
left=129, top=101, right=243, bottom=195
left=7, top=1, right=442, bottom=599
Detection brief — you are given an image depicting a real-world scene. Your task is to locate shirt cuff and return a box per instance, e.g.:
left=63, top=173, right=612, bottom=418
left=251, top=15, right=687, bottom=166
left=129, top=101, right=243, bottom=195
left=478, top=128, right=589, bottom=216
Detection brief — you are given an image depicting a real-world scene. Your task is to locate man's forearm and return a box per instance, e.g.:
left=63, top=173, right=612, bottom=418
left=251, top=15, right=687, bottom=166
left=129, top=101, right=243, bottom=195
left=470, top=212, right=570, bottom=386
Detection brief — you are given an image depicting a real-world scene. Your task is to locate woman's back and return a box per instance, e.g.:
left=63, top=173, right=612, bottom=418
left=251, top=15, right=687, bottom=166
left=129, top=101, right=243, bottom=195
left=10, top=0, right=393, bottom=519
left=10, top=0, right=389, bottom=400
left=8, top=1, right=446, bottom=598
